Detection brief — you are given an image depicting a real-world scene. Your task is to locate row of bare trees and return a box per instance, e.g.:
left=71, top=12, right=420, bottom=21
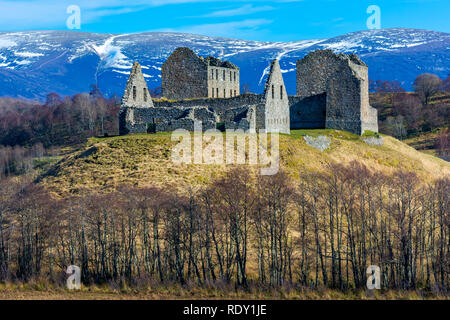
left=0, top=143, right=45, bottom=178
left=0, top=88, right=119, bottom=148
left=0, top=163, right=448, bottom=291
left=372, top=91, right=449, bottom=140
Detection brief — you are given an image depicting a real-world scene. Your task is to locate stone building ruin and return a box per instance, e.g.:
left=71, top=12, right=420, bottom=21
left=161, top=47, right=240, bottom=100
left=121, top=62, right=154, bottom=108
left=120, top=56, right=289, bottom=135
left=119, top=48, right=378, bottom=136
left=292, top=49, right=378, bottom=134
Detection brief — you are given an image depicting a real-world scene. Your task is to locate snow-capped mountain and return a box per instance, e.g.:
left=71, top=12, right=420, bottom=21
left=0, top=28, right=449, bottom=100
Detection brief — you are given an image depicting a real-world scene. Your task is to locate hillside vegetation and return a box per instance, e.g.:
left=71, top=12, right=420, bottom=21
left=0, top=129, right=447, bottom=297
left=40, top=129, right=449, bottom=196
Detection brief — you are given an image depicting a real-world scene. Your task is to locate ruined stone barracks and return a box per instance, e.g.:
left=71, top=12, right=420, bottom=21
left=119, top=48, right=378, bottom=136
left=162, top=47, right=240, bottom=100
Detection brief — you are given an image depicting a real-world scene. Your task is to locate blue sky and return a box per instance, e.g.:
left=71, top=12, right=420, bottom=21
left=0, top=0, right=449, bottom=41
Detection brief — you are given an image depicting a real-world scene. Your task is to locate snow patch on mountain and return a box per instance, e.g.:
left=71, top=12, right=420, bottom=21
left=14, top=59, right=32, bottom=65
left=90, top=35, right=132, bottom=70
left=0, top=28, right=448, bottom=99
left=0, top=38, right=17, bottom=48
left=14, top=51, right=44, bottom=58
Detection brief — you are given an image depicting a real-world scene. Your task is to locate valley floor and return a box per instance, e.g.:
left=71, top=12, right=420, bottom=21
left=0, top=286, right=448, bottom=300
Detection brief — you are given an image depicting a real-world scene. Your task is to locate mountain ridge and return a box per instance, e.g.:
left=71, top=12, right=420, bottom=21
left=0, top=28, right=449, bottom=100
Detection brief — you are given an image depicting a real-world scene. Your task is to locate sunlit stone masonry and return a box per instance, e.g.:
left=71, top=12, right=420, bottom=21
left=119, top=47, right=378, bottom=136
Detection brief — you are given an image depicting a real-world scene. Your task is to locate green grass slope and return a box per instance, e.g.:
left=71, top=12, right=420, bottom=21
left=40, top=130, right=450, bottom=196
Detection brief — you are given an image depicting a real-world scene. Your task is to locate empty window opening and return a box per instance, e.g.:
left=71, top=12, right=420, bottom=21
left=271, top=85, right=274, bottom=99
left=280, top=85, right=283, bottom=99
left=133, top=86, right=137, bottom=101
left=143, top=88, right=148, bottom=102
left=216, top=69, right=218, bottom=80
left=216, top=88, right=219, bottom=97
left=223, top=70, right=226, bottom=81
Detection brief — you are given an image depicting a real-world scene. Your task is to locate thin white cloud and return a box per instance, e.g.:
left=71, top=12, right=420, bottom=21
left=0, top=0, right=295, bottom=31
left=0, top=0, right=198, bottom=30
left=203, top=5, right=275, bottom=17
left=157, top=19, right=273, bottom=39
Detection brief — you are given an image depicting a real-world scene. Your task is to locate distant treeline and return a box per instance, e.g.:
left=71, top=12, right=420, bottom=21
left=0, top=162, right=448, bottom=292
left=372, top=92, right=449, bottom=137
left=0, top=86, right=119, bottom=148
left=369, top=74, right=449, bottom=151
left=0, top=143, right=45, bottom=178
left=0, top=75, right=448, bottom=150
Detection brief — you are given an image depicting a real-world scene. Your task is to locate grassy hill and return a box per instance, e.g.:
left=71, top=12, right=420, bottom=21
left=39, top=129, right=449, bottom=196
left=403, top=126, right=448, bottom=155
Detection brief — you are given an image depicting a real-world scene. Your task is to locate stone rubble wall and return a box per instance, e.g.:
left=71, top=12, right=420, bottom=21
left=119, top=101, right=259, bottom=135
left=207, top=66, right=240, bottom=98
left=154, top=93, right=263, bottom=113
left=161, top=47, right=240, bottom=101
left=122, top=62, right=154, bottom=108
left=262, top=59, right=290, bottom=134
left=120, top=48, right=379, bottom=137
left=296, top=49, right=378, bottom=135
left=289, top=94, right=326, bottom=129
left=161, top=47, right=209, bottom=100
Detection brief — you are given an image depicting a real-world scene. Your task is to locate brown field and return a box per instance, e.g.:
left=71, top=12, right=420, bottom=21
left=40, top=129, right=449, bottom=196
left=0, top=284, right=447, bottom=300
left=2, top=130, right=447, bottom=300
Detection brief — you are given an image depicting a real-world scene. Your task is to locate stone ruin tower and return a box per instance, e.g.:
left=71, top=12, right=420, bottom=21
left=161, top=47, right=240, bottom=100
left=119, top=48, right=377, bottom=136
left=296, top=49, right=378, bottom=135
left=119, top=61, right=154, bottom=134
left=122, top=61, right=153, bottom=108
left=261, top=59, right=290, bottom=134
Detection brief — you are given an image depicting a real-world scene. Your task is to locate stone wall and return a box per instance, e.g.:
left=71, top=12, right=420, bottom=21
left=122, top=62, right=154, bottom=108
left=161, top=47, right=240, bottom=100
left=289, top=94, right=326, bottom=129
left=154, top=93, right=262, bottom=113
left=262, top=59, right=290, bottom=134
left=120, top=49, right=378, bottom=137
left=161, top=47, right=208, bottom=100
left=119, top=94, right=263, bottom=135
left=296, top=49, right=378, bottom=135
left=296, top=50, right=378, bottom=134
left=119, top=104, right=254, bottom=134
left=207, top=65, right=240, bottom=98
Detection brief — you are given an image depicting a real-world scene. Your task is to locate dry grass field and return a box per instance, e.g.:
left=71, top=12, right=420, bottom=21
left=40, top=129, right=449, bottom=197
left=11, top=129, right=444, bottom=300
left=0, top=283, right=447, bottom=300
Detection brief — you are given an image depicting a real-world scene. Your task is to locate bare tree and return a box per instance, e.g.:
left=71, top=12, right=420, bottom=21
left=435, top=128, right=450, bottom=157
left=241, top=83, right=251, bottom=94
left=413, top=73, right=443, bottom=105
